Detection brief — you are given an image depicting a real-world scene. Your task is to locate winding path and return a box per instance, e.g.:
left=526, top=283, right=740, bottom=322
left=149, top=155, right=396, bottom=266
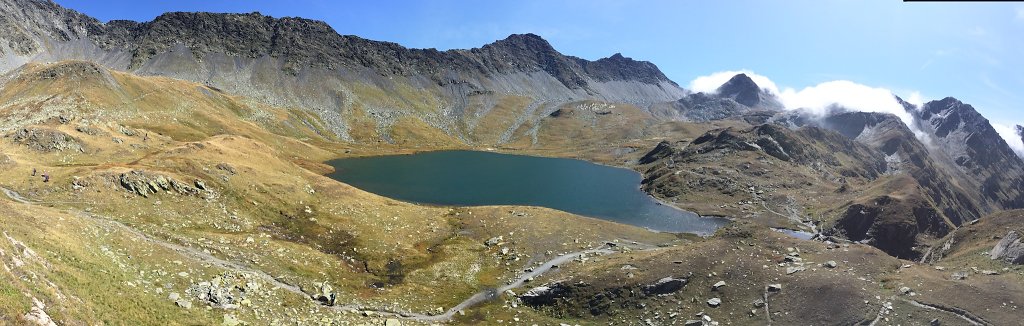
left=1, top=186, right=619, bottom=321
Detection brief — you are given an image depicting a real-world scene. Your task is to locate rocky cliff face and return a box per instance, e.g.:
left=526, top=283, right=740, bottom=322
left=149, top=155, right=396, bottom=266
left=910, top=98, right=1024, bottom=212
left=0, top=0, right=685, bottom=142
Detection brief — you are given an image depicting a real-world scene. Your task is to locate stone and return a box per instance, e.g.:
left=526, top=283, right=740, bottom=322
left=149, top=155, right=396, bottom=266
left=786, top=266, right=805, bottom=274
left=990, top=230, right=1024, bottom=264
left=644, top=276, right=689, bottom=295
left=824, top=260, right=838, bottom=268
left=222, top=314, right=241, bottom=326
left=175, top=299, right=192, bottom=309
left=484, top=236, right=503, bottom=247
left=767, top=284, right=782, bottom=292
left=752, top=299, right=765, bottom=308
left=315, top=281, right=336, bottom=306
left=684, top=320, right=703, bottom=326
left=712, top=281, right=726, bottom=290
left=707, top=297, right=722, bottom=307
left=384, top=319, right=401, bottom=326
left=951, top=272, right=969, bottom=280
left=899, top=287, right=912, bottom=295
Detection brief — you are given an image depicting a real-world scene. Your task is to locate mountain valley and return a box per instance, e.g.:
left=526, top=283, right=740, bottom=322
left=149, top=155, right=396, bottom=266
left=0, top=1, right=1023, bottom=325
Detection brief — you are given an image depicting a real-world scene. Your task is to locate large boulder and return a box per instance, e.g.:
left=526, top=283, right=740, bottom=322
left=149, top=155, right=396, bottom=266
left=643, top=276, right=689, bottom=295
left=990, top=230, right=1024, bottom=264
left=520, top=283, right=571, bottom=306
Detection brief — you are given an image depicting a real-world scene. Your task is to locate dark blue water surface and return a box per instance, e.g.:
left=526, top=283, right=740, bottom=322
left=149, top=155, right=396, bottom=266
left=326, top=150, right=728, bottom=235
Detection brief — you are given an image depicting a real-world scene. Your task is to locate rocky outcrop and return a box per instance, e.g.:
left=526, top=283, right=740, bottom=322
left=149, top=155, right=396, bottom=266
left=521, top=276, right=690, bottom=316
left=8, top=127, right=84, bottom=152
left=831, top=194, right=950, bottom=259
left=117, top=170, right=202, bottom=197
left=990, top=230, right=1024, bottom=264
left=638, top=141, right=675, bottom=164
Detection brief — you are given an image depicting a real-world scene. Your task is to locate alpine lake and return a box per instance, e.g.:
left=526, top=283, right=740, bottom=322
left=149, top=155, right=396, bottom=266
left=327, top=150, right=728, bottom=235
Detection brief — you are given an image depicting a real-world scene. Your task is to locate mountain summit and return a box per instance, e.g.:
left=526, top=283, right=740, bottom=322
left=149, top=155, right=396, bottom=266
left=716, top=73, right=782, bottom=109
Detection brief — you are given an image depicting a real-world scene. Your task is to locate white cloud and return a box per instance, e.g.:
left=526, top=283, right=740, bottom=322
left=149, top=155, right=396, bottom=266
left=688, top=71, right=933, bottom=142
left=1016, top=7, right=1024, bottom=21
left=906, top=91, right=925, bottom=109
left=688, top=70, right=780, bottom=95
left=992, top=122, right=1024, bottom=158
left=777, top=80, right=916, bottom=127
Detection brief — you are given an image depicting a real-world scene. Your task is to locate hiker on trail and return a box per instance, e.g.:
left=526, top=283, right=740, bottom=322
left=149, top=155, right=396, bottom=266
left=42, top=173, right=49, bottom=183
left=32, top=168, right=36, bottom=176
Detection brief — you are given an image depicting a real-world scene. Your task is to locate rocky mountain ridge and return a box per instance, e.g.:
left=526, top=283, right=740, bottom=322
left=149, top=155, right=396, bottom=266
left=0, top=0, right=686, bottom=142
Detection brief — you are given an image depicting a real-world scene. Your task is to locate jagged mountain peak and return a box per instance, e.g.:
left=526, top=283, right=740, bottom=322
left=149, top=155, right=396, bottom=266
left=487, top=33, right=555, bottom=52
left=716, top=73, right=759, bottom=95
left=713, top=73, right=782, bottom=110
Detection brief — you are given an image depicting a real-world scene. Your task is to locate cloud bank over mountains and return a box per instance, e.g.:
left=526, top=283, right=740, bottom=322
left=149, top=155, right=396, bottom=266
left=688, top=70, right=1022, bottom=157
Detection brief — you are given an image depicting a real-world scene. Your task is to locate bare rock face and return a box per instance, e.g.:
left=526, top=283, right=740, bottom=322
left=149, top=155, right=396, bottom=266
left=117, top=170, right=201, bottom=197
left=990, top=230, right=1024, bottom=264
left=8, top=127, right=84, bottom=152
left=715, top=73, right=782, bottom=110
left=913, top=98, right=1024, bottom=212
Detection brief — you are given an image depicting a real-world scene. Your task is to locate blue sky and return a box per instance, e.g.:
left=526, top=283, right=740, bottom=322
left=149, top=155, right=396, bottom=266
left=57, top=0, right=1022, bottom=129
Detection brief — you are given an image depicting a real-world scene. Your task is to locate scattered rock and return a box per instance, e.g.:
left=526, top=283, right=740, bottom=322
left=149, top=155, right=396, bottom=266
left=951, top=272, right=969, bottom=281
left=899, top=286, right=912, bottom=295
left=484, top=236, right=503, bottom=247
left=981, top=270, right=999, bottom=275
left=786, top=266, right=805, bottom=275
left=767, top=284, right=782, bottom=292
left=384, top=319, right=402, bottom=326
left=712, top=281, right=726, bottom=290
left=707, top=297, right=722, bottom=307
left=684, top=320, right=703, bottom=326
left=186, top=272, right=256, bottom=309
left=752, top=299, right=765, bottom=308
left=990, top=230, right=1024, bottom=264
left=824, top=260, right=838, bottom=268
